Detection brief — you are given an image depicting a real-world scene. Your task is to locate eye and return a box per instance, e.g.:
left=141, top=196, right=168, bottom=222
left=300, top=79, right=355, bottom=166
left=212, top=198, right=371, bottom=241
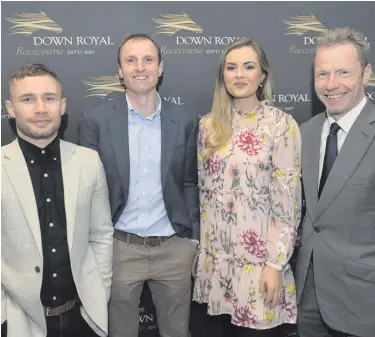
left=22, top=97, right=34, bottom=103
left=145, top=57, right=153, bottom=63
left=245, top=65, right=255, bottom=70
left=45, top=96, right=56, bottom=102
left=126, top=58, right=135, bottom=63
left=316, top=72, right=328, bottom=79
left=339, top=70, right=350, bottom=77
left=226, top=66, right=235, bottom=71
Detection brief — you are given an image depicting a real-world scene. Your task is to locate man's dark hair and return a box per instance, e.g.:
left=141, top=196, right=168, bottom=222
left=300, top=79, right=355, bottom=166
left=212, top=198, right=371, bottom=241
left=8, top=63, right=62, bottom=96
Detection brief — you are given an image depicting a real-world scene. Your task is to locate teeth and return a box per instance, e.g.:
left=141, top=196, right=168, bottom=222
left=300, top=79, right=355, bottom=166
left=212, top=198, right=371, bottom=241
left=327, top=94, right=344, bottom=99
left=135, top=76, right=147, bottom=80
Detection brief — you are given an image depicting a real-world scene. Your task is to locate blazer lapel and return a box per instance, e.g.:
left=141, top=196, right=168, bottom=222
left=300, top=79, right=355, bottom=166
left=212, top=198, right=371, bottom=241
left=107, top=94, right=130, bottom=203
left=315, top=101, right=375, bottom=220
left=3, top=140, right=43, bottom=257
left=60, top=140, right=80, bottom=253
left=160, top=105, right=179, bottom=187
left=302, top=113, right=325, bottom=220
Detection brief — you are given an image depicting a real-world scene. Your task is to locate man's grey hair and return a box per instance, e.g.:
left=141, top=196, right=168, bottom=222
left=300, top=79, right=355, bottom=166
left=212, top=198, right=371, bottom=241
left=317, top=27, right=370, bottom=70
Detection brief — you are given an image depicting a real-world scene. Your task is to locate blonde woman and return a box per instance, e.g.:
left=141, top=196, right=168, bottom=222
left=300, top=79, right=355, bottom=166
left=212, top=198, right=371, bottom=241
left=193, top=38, right=301, bottom=337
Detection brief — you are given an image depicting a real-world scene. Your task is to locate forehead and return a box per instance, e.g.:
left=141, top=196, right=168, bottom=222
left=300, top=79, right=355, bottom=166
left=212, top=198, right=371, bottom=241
left=225, top=46, right=259, bottom=63
left=120, top=38, right=158, bottom=57
left=9, top=75, right=61, bottom=97
left=315, top=43, right=361, bottom=69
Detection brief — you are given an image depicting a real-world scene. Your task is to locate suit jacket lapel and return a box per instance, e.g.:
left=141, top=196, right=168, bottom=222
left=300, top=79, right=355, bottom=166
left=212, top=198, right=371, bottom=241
left=107, top=94, right=130, bottom=203
left=315, top=101, right=375, bottom=220
left=3, top=140, right=43, bottom=257
left=161, top=104, right=178, bottom=187
left=60, top=140, right=80, bottom=253
left=302, top=113, right=325, bottom=220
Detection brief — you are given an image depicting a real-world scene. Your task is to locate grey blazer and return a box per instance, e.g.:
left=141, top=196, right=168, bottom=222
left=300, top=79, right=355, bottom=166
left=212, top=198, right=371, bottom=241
left=78, top=92, right=200, bottom=240
left=295, top=100, right=375, bottom=337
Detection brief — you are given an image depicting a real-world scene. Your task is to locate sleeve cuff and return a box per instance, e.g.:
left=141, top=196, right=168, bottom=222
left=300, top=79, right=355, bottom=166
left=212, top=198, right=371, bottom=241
left=266, top=261, right=283, bottom=271
left=190, top=239, right=199, bottom=244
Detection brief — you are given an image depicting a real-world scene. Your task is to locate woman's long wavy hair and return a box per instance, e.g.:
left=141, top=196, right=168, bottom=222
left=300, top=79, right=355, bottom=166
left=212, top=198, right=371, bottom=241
left=203, top=38, right=273, bottom=158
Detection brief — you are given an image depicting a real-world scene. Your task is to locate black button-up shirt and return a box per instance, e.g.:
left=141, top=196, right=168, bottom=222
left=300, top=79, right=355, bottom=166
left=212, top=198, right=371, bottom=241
left=18, top=136, right=78, bottom=307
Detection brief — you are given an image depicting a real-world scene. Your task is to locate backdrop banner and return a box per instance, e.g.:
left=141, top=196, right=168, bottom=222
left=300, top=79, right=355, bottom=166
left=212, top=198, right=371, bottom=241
left=2, top=2, right=374, bottom=336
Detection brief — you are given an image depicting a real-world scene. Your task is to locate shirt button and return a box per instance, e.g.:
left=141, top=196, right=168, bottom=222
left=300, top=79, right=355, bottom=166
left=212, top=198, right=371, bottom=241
left=314, top=227, right=320, bottom=233
left=35, top=266, right=40, bottom=273
left=53, top=273, right=57, bottom=277
left=41, top=150, right=45, bottom=154
left=44, top=173, right=48, bottom=178
left=141, top=213, right=144, bottom=217
left=46, top=198, right=51, bottom=202
left=53, top=157, right=57, bottom=161
left=49, top=223, right=54, bottom=227
left=30, top=160, right=35, bottom=164
left=144, top=168, right=147, bottom=173
left=53, top=296, right=56, bottom=300
left=52, top=248, right=56, bottom=253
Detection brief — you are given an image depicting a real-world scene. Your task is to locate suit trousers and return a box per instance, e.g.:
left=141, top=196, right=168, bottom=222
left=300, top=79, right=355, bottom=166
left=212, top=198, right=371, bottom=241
left=109, top=234, right=197, bottom=337
left=297, top=261, right=358, bottom=337
left=46, top=305, right=98, bottom=337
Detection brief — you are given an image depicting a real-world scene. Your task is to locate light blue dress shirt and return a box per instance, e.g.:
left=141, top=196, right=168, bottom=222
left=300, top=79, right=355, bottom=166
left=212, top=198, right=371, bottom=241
left=114, top=93, right=175, bottom=237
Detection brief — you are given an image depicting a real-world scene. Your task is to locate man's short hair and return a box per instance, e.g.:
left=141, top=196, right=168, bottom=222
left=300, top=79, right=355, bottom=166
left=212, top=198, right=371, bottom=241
left=117, top=33, right=162, bottom=65
left=8, top=63, right=62, bottom=96
left=317, top=27, right=370, bottom=70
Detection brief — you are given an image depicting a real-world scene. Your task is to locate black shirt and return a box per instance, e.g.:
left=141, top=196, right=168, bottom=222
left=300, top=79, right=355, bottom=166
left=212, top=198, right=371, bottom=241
left=18, top=136, right=78, bottom=307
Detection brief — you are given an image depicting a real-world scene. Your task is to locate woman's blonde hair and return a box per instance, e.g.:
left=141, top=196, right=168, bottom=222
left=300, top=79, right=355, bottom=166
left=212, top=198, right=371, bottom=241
left=203, top=38, right=273, bottom=158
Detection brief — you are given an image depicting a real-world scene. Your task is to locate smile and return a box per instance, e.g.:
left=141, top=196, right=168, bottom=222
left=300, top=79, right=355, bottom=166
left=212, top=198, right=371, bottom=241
left=326, top=93, right=345, bottom=99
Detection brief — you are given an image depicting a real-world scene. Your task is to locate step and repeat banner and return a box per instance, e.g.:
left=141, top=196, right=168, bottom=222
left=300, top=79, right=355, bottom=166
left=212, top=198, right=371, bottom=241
left=1, top=2, right=375, bottom=336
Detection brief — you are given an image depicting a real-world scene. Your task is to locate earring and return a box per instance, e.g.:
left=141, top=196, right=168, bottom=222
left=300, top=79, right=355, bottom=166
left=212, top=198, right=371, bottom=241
left=259, top=83, right=263, bottom=88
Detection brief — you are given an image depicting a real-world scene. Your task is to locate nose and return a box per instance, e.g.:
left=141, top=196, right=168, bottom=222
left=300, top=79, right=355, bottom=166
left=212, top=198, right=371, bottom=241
left=325, top=73, right=340, bottom=90
left=135, top=59, right=145, bottom=72
left=235, top=67, right=244, bottom=78
left=35, top=97, right=48, bottom=114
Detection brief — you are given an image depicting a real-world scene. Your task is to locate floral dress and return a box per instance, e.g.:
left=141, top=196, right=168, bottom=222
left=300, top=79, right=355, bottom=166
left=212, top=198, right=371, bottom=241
left=193, top=101, right=302, bottom=329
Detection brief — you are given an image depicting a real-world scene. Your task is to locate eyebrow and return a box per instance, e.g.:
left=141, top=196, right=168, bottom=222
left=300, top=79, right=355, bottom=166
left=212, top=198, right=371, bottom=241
left=124, top=55, right=155, bottom=59
left=225, top=61, right=256, bottom=66
left=18, top=92, right=59, bottom=98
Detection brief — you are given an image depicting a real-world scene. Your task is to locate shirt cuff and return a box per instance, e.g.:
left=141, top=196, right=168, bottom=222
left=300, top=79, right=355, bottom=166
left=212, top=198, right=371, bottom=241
left=265, top=261, right=283, bottom=271
left=190, top=239, right=199, bottom=245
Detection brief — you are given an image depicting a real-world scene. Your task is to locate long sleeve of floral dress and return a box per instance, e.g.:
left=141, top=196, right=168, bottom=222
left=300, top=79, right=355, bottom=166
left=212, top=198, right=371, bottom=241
left=265, top=115, right=302, bottom=271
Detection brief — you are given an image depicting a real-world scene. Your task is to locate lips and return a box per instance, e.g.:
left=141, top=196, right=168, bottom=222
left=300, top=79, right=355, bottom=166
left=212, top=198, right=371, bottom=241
left=31, top=120, right=51, bottom=126
left=234, top=82, right=247, bottom=88
left=325, top=93, right=346, bottom=99
left=133, top=76, right=148, bottom=80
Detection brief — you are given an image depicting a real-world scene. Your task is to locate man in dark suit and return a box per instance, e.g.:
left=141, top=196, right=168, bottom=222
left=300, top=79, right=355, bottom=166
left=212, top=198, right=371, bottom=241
left=296, top=27, right=375, bottom=337
left=78, top=34, right=200, bottom=337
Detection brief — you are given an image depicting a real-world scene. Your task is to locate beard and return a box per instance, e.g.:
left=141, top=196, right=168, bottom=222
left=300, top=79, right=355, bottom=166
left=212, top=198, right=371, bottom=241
left=16, top=119, right=61, bottom=140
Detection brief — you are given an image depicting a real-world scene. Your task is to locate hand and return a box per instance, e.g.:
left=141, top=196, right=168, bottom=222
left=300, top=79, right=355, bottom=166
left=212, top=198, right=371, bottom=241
left=259, top=266, right=282, bottom=308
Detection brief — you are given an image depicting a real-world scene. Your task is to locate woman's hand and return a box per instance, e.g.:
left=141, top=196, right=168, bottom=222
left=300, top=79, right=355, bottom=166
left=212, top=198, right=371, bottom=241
left=259, top=265, right=282, bottom=308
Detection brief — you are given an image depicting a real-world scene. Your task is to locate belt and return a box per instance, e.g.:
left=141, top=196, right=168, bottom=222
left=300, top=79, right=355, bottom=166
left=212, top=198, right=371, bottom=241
left=114, top=229, right=175, bottom=247
left=43, top=298, right=79, bottom=317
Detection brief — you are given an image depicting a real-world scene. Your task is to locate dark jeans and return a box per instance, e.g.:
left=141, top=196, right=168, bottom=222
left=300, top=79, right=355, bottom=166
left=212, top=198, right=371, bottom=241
left=190, top=303, right=283, bottom=337
left=46, top=305, right=98, bottom=337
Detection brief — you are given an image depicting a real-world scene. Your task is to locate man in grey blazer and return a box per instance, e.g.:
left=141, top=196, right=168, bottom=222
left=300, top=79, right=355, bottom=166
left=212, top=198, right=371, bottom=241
left=78, top=34, right=200, bottom=337
left=2, top=63, right=113, bottom=337
left=296, top=28, right=375, bottom=337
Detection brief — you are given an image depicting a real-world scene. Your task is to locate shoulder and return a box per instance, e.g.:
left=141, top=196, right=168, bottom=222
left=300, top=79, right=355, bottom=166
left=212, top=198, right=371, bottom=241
left=162, top=100, right=198, bottom=127
left=61, top=140, right=100, bottom=161
left=83, top=91, right=125, bottom=122
left=261, top=101, right=298, bottom=129
left=300, top=112, right=325, bottom=133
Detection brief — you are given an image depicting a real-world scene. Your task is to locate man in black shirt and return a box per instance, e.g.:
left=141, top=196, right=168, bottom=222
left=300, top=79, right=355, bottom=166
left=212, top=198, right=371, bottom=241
left=1, top=63, right=113, bottom=337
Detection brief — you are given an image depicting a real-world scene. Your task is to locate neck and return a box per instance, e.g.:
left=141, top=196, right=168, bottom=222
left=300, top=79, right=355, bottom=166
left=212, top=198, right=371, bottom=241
left=127, top=90, right=158, bottom=118
left=233, top=96, right=260, bottom=112
left=18, top=131, right=58, bottom=148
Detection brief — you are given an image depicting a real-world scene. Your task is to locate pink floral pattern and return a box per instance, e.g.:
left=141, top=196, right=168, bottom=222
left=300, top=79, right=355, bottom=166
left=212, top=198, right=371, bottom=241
left=235, top=129, right=262, bottom=155
left=241, top=229, right=267, bottom=259
left=193, top=101, right=302, bottom=329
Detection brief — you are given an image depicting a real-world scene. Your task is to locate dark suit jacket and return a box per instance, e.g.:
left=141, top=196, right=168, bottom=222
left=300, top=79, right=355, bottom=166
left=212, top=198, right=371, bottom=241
left=78, top=92, right=200, bottom=240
